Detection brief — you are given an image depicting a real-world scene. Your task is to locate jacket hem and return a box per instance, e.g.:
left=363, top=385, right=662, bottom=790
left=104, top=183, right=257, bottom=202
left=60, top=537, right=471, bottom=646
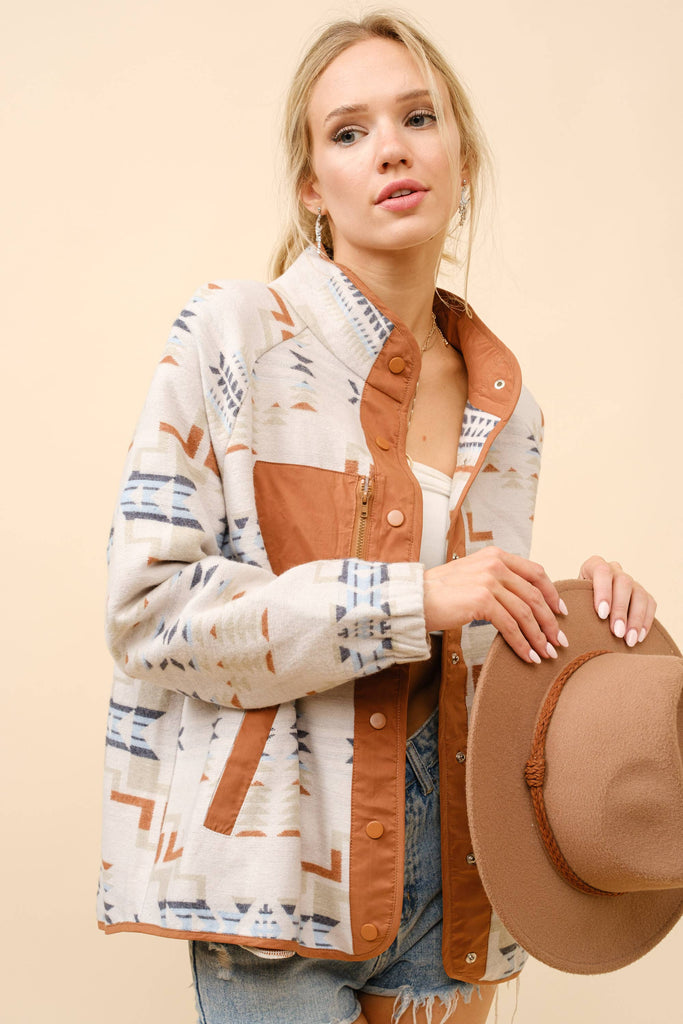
left=98, top=922, right=525, bottom=983
left=98, top=919, right=399, bottom=961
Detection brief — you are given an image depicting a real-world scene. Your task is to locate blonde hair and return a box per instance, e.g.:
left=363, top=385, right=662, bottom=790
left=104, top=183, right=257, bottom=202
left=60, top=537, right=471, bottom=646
left=269, top=9, right=491, bottom=284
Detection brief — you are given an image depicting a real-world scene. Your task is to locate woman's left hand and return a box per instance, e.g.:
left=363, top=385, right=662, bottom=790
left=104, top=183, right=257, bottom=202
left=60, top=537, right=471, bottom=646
left=578, top=555, right=657, bottom=647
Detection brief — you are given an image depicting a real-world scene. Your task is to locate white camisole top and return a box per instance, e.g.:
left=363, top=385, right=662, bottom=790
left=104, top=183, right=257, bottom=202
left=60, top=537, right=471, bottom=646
left=411, top=460, right=452, bottom=570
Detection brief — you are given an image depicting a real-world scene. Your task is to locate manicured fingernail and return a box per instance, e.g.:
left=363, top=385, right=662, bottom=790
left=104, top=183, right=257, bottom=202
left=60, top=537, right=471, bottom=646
left=638, top=627, right=647, bottom=643
left=613, top=619, right=626, bottom=639
left=546, top=642, right=558, bottom=659
left=626, top=629, right=638, bottom=647
left=559, top=599, right=569, bottom=616
left=529, top=649, right=542, bottom=664
left=557, top=630, right=569, bottom=648
left=598, top=601, right=610, bottom=620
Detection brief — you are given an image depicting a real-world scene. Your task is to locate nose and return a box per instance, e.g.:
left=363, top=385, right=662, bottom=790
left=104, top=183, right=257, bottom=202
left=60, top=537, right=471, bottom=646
left=375, top=121, right=412, bottom=172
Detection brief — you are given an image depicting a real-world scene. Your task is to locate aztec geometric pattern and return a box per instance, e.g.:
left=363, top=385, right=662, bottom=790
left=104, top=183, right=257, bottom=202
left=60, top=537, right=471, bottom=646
left=99, top=246, right=542, bottom=979
left=486, top=912, right=530, bottom=980
left=120, top=470, right=203, bottom=530
left=336, top=560, right=392, bottom=673
left=105, top=699, right=165, bottom=760
left=327, top=270, right=394, bottom=359
left=459, top=388, right=544, bottom=719
left=458, top=402, right=501, bottom=466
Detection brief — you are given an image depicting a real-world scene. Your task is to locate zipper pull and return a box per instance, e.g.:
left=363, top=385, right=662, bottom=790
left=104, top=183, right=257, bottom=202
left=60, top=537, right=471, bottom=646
left=359, top=475, right=370, bottom=511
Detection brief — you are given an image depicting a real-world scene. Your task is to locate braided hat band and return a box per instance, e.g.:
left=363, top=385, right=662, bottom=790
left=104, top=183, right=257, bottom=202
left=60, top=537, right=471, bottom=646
left=524, top=650, right=620, bottom=897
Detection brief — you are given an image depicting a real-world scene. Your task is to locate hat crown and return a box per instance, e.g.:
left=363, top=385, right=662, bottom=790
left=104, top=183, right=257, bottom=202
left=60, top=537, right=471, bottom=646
left=543, top=653, right=683, bottom=894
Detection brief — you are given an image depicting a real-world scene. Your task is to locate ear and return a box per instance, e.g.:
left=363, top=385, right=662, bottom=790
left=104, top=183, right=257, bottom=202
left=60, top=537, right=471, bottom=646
left=300, top=177, right=325, bottom=216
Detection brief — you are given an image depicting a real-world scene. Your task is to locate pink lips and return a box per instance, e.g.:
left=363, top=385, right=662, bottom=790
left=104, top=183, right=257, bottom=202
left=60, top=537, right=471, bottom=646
left=375, top=179, right=428, bottom=211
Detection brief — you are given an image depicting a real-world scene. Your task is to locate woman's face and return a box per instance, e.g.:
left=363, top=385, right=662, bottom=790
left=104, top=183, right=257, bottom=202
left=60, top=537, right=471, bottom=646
left=302, top=37, right=463, bottom=269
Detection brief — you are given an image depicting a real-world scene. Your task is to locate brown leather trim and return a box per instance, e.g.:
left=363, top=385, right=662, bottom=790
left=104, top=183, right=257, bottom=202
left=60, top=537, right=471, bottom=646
left=439, top=512, right=493, bottom=982
left=335, top=260, right=495, bottom=970
left=349, top=665, right=409, bottom=957
left=253, top=462, right=361, bottom=575
left=434, top=295, right=521, bottom=420
left=204, top=707, right=277, bottom=835
left=360, top=323, right=423, bottom=562
left=334, top=262, right=423, bottom=564
left=325, top=268, right=423, bottom=956
left=439, top=636, right=492, bottom=982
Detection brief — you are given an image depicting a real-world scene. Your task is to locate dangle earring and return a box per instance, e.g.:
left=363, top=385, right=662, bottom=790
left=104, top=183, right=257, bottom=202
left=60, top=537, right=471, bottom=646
left=315, top=208, right=323, bottom=256
left=458, top=180, right=470, bottom=228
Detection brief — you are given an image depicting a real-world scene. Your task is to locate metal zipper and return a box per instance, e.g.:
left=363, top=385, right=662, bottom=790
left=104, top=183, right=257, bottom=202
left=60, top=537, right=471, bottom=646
left=352, top=475, right=374, bottom=559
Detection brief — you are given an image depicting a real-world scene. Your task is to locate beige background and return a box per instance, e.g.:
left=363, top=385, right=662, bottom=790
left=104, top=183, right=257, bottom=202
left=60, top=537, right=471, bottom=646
left=1, top=0, right=681, bottom=1021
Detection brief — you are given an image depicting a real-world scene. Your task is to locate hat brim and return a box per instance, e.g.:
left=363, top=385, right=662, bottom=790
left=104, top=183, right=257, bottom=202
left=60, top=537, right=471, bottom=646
left=466, top=579, right=683, bottom=974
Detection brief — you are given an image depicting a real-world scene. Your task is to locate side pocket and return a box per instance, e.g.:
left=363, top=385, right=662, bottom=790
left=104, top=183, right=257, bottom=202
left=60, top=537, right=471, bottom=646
left=204, top=706, right=278, bottom=835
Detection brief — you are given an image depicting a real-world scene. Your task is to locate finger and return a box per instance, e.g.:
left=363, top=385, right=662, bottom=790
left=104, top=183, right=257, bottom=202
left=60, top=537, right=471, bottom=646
left=498, top=552, right=566, bottom=617
left=468, top=579, right=552, bottom=665
left=495, top=583, right=559, bottom=661
left=586, top=559, right=617, bottom=620
left=580, top=555, right=621, bottom=576
left=638, top=594, right=657, bottom=643
left=498, top=566, right=568, bottom=650
left=609, top=571, right=634, bottom=639
left=623, top=584, right=650, bottom=647
left=485, top=597, right=548, bottom=665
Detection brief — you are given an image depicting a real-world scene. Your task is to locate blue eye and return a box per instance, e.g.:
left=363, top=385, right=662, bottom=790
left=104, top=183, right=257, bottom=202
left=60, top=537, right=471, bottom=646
left=332, top=126, right=363, bottom=146
left=407, top=110, right=437, bottom=128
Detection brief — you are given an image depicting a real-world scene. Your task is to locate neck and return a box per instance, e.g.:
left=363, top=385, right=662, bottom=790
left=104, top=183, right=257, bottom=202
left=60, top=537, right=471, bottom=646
left=333, top=238, right=442, bottom=341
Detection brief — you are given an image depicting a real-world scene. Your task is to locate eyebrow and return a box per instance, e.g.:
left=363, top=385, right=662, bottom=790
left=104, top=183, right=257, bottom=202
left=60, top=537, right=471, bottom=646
left=323, top=89, right=433, bottom=124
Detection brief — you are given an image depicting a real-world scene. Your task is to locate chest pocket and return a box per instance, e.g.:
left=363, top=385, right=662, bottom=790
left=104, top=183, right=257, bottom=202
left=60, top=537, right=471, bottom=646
left=253, top=462, right=361, bottom=574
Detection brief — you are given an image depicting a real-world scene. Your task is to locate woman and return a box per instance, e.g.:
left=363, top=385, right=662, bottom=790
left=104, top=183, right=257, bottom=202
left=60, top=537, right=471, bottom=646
left=98, top=12, right=656, bottom=1024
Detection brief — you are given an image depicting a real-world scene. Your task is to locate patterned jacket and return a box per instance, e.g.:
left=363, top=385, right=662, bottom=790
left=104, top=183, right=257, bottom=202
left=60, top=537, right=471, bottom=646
left=98, top=247, right=543, bottom=984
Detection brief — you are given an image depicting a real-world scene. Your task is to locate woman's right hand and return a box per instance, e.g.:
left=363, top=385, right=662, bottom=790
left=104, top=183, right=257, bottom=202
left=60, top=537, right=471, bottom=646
left=423, top=547, right=569, bottom=664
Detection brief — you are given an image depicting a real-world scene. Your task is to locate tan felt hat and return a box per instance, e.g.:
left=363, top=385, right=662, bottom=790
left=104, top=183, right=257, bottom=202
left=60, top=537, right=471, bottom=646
left=466, top=579, right=683, bottom=974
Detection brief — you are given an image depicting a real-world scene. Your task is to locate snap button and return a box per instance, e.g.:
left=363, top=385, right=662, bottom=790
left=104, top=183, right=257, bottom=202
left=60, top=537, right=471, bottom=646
left=366, top=820, right=384, bottom=839
left=465, top=952, right=477, bottom=964
left=370, top=712, right=387, bottom=730
left=451, top=653, right=460, bottom=665
left=361, top=923, right=379, bottom=942
left=388, top=356, right=406, bottom=374
left=451, top=553, right=459, bottom=560
left=455, top=750, right=466, bottom=764
left=494, top=379, right=505, bottom=390
left=466, top=852, right=476, bottom=865
left=386, top=509, right=404, bottom=527
left=375, top=436, right=391, bottom=451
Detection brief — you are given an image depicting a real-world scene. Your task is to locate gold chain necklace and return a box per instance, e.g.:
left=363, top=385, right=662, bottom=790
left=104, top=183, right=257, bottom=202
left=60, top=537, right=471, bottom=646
left=407, top=315, right=449, bottom=434
left=421, top=313, right=438, bottom=353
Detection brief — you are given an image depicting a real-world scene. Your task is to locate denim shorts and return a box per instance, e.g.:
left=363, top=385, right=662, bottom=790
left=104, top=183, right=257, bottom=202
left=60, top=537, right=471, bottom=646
left=190, top=708, right=476, bottom=1024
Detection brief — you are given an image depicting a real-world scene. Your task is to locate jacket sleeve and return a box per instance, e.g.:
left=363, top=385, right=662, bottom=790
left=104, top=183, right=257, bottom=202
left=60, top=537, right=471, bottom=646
left=105, top=290, right=430, bottom=710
